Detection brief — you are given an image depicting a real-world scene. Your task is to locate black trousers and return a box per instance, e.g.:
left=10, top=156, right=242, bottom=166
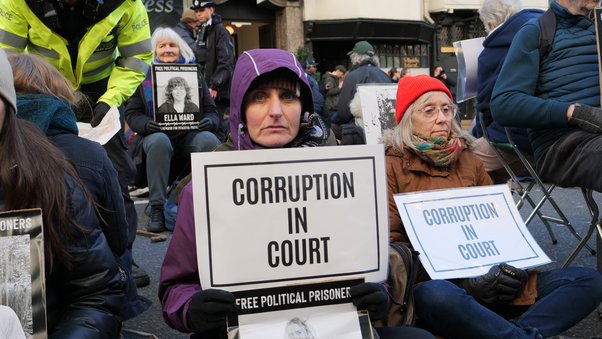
left=537, top=130, right=602, bottom=192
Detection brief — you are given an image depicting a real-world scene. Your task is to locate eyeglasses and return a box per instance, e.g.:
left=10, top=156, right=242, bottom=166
left=416, top=105, right=456, bottom=120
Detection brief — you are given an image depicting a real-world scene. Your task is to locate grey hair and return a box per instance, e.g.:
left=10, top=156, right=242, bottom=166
left=479, top=0, right=523, bottom=33
left=349, top=53, right=380, bottom=67
left=151, top=26, right=196, bottom=63
left=380, top=91, right=473, bottom=154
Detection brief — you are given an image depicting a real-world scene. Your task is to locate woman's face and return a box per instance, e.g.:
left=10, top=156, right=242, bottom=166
left=172, top=85, right=187, bottom=102
left=411, top=91, right=454, bottom=139
left=155, top=38, right=180, bottom=63
left=244, top=87, right=302, bottom=148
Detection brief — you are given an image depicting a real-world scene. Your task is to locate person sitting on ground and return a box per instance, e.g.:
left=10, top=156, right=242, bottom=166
left=125, top=27, right=221, bottom=233
left=471, top=0, right=541, bottom=183
left=383, top=74, right=602, bottom=338
left=9, top=52, right=151, bottom=317
left=159, top=48, right=434, bottom=339
left=0, top=49, right=126, bottom=338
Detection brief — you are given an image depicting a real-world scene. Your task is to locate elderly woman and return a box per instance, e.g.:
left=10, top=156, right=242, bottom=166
left=159, top=48, right=433, bottom=339
left=125, top=27, right=221, bottom=232
left=383, top=75, right=602, bottom=338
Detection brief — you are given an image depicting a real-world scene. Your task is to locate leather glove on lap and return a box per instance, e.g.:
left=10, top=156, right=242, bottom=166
left=569, top=104, right=602, bottom=134
left=90, top=102, right=111, bottom=127
left=349, top=282, right=389, bottom=321
left=198, top=117, right=215, bottom=132
left=144, top=120, right=162, bottom=135
left=186, top=289, right=238, bottom=334
left=461, top=264, right=527, bottom=304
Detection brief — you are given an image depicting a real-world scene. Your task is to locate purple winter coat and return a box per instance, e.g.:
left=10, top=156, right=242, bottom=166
left=158, top=49, right=315, bottom=334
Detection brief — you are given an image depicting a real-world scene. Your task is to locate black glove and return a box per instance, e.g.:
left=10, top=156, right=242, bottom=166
left=349, top=282, right=389, bottom=321
left=186, top=289, right=238, bottom=334
left=198, top=117, right=215, bottom=132
left=90, top=102, right=111, bottom=127
left=569, top=104, right=602, bottom=134
left=461, top=264, right=527, bottom=304
left=144, top=120, right=162, bottom=135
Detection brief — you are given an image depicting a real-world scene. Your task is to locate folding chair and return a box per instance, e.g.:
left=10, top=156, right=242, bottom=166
left=478, top=113, right=596, bottom=267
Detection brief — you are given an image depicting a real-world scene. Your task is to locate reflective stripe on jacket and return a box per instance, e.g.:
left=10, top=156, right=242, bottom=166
left=0, top=0, right=152, bottom=107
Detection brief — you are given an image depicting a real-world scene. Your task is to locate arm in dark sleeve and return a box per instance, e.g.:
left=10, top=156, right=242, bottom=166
left=200, top=74, right=220, bottom=130
left=491, top=23, right=570, bottom=128
left=209, top=26, right=235, bottom=91
left=159, top=183, right=202, bottom=331
left=124, top=85, right=152, bottom=134
left=334, top=75, right=357, bottom=124
left=50, top=186, right=124, bottom=338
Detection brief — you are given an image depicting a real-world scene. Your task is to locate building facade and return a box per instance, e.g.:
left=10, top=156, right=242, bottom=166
left=146, top=0, right=549, bottom=116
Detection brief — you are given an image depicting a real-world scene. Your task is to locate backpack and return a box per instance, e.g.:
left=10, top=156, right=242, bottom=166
left=538, top=8, right=557, bottom=60
left=374, top=242, right=420, bottom=327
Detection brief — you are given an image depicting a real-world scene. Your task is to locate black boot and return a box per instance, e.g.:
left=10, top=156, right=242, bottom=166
left=147, top=205, right=165, bottom=233
left=131, top=260, right=150, bottom=288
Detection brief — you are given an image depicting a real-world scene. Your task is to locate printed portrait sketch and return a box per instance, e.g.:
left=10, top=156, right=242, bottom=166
left=157, top=76, right=200, bottom=114
left=357, top=84, right=398, bottom=144
left=285, top=317, right=317, bottom=339
left=0, top=235, right=33, bottom=338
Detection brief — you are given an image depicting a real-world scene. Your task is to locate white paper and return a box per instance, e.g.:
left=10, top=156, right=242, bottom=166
left=76, top=105, right=121, bottom=145
left=393, top=184, right=551, bottom=279
left=191, top=145, right=389, bottom=291
left=454, top=37, right=485, bottom=103
left=234, top=304, right=364, bottom=339
left=356, top=84, right=399, bottom=145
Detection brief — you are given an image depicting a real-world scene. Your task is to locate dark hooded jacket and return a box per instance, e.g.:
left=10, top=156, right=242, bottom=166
left=472, top=8, right=542, bottom=153
left=159, top=49, right=332, bottom=338
left=196, top=13, right=235, bottom=101
left=16, top=93, right=149, bottom=321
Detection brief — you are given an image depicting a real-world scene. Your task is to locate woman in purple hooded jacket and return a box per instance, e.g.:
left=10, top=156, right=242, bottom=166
left=159, top=48, right=433, bottom=339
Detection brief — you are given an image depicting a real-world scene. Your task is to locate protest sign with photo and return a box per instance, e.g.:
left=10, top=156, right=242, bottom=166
left=356, top=84, right=398, bottom=145
left=151, top=64, right=202, bottom=131
left=0, top=209, right=46, bottom=339
left=190, top=145, right=388, bottom=338
left=393, top=185, right=551, bottom=280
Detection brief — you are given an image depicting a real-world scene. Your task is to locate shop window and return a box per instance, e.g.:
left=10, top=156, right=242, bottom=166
left=374, top=43, right=429, bottom=69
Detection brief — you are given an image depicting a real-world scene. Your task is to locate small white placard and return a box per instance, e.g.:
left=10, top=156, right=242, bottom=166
left=393, top=184, right=551, bottom=279
left=191, top=145, right=388, bottom=291
left=76, top=105, right=121, bottom=145
left=356, top=84, right=398, bottom=145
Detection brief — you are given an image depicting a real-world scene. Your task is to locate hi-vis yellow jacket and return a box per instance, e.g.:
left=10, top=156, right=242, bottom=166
left=0, top=0, right=152, bottom=107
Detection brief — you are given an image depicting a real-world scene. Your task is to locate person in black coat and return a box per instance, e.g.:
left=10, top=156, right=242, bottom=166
left=332, top=41, right=391, bottom=142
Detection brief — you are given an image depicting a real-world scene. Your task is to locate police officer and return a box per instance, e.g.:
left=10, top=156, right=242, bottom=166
left=190, top=0, right=235, bottom=140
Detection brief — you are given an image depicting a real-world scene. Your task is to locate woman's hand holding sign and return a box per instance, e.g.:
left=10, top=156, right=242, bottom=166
left=186, top=289, right=239, bottom=334
left=460, top=263, right=528, bottom=304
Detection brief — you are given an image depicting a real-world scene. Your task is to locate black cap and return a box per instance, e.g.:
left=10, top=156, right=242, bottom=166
left=191, top=0, right=215, bottom=9
left=305, top=59, right=318, bottom=68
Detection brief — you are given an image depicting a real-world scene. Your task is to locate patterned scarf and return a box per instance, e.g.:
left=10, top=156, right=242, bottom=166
left=411, top=133, right=463, bottom=167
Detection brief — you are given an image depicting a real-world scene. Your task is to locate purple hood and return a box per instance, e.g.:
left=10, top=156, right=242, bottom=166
left=229, top=48, right=314, bottom=150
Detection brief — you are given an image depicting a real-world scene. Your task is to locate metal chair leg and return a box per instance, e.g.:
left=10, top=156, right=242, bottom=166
left=563, top=189, right=599, bottom=267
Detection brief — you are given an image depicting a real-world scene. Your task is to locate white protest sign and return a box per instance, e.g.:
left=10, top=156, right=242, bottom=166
left=453, top=37, right=484, bottom=103
left=356, top=84, right=398, bottom=145
left=191, top=144, right=388, bottom=291
left=394, top=185, right=550, bottom=280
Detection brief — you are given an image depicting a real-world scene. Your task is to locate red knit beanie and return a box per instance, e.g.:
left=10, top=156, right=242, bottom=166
left=395, top=75, right=452, bottom=124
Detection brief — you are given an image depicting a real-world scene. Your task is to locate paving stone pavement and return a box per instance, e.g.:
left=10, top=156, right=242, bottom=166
left=123, top=186, right=602, bottom=338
